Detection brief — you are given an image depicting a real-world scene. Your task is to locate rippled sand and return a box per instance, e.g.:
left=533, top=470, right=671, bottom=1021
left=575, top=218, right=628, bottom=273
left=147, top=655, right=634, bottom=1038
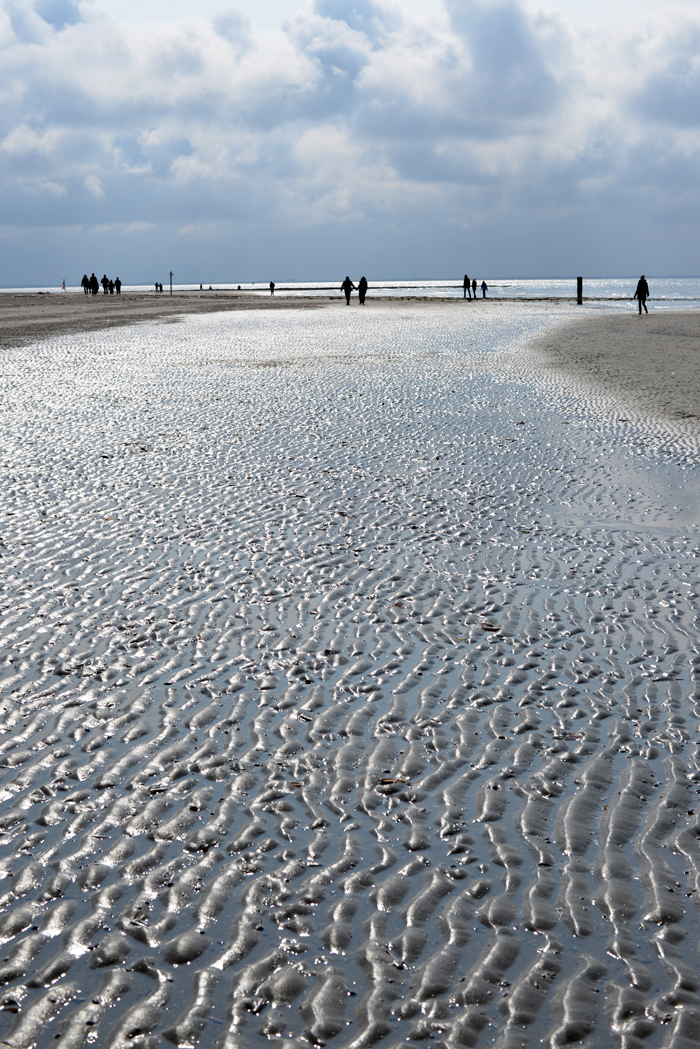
left=0, top=304, right=698, bottom=1049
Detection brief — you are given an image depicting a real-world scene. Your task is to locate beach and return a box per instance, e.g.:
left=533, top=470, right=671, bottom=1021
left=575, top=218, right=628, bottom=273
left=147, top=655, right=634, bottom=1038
left=0, top=300, right=698, bottom=1049
left=0, top=292, right=328, bottom=350
left=2, top=293, right=699, bottom=432
left=520, top=311, right=700, bottom=441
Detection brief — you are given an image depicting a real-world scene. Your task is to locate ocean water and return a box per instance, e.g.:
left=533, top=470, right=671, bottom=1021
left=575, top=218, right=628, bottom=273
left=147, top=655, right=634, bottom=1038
left=4, top=275, right=700, bottom=306
left=0, top=303, right=698, bottom=1048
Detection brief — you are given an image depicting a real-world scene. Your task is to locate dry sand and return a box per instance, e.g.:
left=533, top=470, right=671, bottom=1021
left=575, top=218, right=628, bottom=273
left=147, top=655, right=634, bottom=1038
left=521, top=309, right=700, bottom=435
left=0, top=301, right=698, bottom=1048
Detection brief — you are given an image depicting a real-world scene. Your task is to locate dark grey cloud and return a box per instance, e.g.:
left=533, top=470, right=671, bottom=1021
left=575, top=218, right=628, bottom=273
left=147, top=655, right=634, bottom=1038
left=445, top=0, right=567, bottom=116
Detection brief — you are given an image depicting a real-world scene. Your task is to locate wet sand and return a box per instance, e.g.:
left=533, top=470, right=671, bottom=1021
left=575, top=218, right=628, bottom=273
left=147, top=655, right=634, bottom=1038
left=0, top=303, right=698, bottom=1048
left=3, top=295, right=699, bottom=433
left=0, top=292, right=327, bottom=349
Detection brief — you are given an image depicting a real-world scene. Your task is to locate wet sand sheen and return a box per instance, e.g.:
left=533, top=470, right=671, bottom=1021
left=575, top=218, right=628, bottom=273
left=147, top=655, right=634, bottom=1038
left=0, top=304, right=698, bottom=1048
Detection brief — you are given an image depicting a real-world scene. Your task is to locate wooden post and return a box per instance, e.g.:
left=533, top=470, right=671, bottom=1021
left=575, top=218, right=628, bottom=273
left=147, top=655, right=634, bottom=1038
left=169, top=271, right=173, bottom=296
left=577, top=276, right=583, bottom=305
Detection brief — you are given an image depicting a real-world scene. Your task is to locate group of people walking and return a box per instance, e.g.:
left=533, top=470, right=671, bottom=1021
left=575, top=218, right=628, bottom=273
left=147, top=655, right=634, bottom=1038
left=81, top=273, right=121, bottom=295
left=340, top=276, right=369, bottom=304
left=463, top=275, right=488, bottom=299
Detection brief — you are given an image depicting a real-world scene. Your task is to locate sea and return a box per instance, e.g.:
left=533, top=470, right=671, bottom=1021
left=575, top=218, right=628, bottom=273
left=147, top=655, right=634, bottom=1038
left=4, top=275, right=700, bottom=307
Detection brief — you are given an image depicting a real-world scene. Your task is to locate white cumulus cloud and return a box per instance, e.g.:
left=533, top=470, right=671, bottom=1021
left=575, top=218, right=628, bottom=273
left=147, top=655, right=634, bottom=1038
left=0, top=0, right=698, bottom=282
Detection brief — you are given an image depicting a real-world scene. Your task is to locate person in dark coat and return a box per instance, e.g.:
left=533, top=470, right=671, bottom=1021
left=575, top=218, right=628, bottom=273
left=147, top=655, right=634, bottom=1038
left=115, top=278, right=121, bottom=295
left=89, top=273, right=99, bottom=295
left=358, top=276, right=368, bottom=305
left=481, top=281, right=487, bottom=298
left=341, top=276, right=356, bottom=305
left=633, top=275, right=649, bottom=314
left=269, top=282, right=275, bottom=295
left=471, top=278, right=477, bottom=299
left=108, top=279, right=115, bottom=294
left=463, top=274, right=471, bottom=300
left=101, top=275, right=109, bottom=294
left=81, top=274, right=89, bottom=295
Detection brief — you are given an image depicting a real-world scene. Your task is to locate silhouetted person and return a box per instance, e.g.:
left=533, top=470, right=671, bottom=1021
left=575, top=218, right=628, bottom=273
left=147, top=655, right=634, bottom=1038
left=115, top=277, right=121, bottom=295
left=101, top=274, right=109, bottom=294
left=463, top=274, right=471, bottom=300
left=108, top=279, right=115, bottom=295
left=81, top=274, right=89, bottom=295
left=634, top=275, right=649, bottom=314
left=269, top=281, right=275, bottom=295
left=358, top=276, right=368, bottom=305
left=341, top=276, right=356, bottom=304
left=471, top=278, right=477, bottom=299
left=89, top=273, right=99, bottom=295
left=481, top=281, right=487, bottom=298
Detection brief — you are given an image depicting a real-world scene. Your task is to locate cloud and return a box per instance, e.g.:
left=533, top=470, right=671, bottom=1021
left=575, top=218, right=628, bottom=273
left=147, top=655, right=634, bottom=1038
left=0, top=0, right=699, bottom=282
left=627, top=12, right=700, bottom=128
left=35, top=0, right=80, bottom=29
left=83, top=173, right=104, bottom=197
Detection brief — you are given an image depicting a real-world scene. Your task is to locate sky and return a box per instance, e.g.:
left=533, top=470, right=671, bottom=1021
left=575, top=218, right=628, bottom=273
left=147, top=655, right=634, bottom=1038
left=0, top=0, right=698, bottom=284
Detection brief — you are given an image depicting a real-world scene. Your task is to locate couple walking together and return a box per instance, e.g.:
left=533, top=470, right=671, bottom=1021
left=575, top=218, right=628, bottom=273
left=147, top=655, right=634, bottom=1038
left=341, top=276, right=368, bottom=304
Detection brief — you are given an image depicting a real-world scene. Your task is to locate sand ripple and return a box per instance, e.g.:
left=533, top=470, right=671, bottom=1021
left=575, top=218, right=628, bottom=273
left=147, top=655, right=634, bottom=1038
left=0, top=305, right=698, bottom=1047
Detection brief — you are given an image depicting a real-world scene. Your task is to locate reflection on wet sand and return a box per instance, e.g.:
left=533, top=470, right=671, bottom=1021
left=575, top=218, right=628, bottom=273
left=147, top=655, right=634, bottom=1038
left=0, top=304, right=697, bottom=1048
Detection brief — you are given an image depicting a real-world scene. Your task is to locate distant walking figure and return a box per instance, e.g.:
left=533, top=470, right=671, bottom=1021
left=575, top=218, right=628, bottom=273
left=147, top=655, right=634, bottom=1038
left=358, top=276, right=368, bottom=305
left=115, top=277, right=121, bottom=295
left=89, top=273, right=99, bottom=295
left=101, top=275, right=109, bottom=295
left=472, top=278, right=477, bottom=299
left=81, top=274, right=89, bottom=295
left=270, top=282, right=275, bottom=296
left=341, top=276, right=356, bottom=305
left=463, top=275, right=471, bottom=300
left=481, top=281, right=487, bottom=298
left=634, top=275, right=649, bottom=314
left=108, top=279, right=115, bottom=295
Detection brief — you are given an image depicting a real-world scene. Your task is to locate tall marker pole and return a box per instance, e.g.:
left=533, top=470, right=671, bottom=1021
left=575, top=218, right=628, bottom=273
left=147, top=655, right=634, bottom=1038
left=169, top=271, right=173, bottom=296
